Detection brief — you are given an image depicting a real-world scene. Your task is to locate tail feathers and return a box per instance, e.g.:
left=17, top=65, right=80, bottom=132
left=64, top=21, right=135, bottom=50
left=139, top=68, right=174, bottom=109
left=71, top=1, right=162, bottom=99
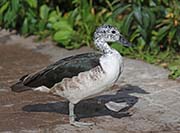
left=11, top=81, right=50, bottom=93
left=11, top=81, right=32, bottom=92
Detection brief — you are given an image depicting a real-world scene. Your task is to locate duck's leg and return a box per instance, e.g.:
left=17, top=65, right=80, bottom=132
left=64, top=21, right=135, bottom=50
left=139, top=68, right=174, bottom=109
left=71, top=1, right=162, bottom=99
left=69, top=102, right=94, bottom=127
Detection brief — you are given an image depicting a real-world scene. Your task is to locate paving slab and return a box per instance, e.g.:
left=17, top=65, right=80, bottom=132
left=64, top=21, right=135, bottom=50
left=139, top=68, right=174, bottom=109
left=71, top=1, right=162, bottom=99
left=0, top=30, right=180, bottom=132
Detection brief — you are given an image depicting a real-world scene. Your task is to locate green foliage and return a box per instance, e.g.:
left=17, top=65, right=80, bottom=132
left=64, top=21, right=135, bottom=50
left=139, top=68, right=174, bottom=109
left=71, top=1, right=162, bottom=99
left=62, top=0, right=112, bottom=48
left=0, top=0, right=180, bottom=79
left=111, top=0, right=180, bottom=79
left=169, top=66, right=180, bottom=79
left=0, top=0, right=110, bottom=49
left=112, top=0, right=180, bottom=52
left=0, top=0, right=51, bottom=36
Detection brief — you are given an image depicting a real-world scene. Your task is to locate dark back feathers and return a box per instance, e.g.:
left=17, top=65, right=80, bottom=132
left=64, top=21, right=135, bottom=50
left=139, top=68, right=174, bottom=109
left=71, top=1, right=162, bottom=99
left=12, top=52, right=102, bottom=90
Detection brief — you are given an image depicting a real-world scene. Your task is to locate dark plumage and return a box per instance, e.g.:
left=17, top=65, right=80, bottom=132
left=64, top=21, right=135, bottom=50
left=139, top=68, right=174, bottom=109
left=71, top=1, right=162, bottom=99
left=11, top=52, right=102, bottom=92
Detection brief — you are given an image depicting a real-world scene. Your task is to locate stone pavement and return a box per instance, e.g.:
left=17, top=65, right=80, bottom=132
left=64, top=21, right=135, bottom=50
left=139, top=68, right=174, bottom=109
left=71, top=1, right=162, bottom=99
left=0, top=30, right=180, bottom=133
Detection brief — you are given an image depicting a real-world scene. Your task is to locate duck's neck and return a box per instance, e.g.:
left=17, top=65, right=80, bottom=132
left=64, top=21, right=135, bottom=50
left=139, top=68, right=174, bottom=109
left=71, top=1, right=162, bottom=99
left=94, top=38, right=113, bottom=54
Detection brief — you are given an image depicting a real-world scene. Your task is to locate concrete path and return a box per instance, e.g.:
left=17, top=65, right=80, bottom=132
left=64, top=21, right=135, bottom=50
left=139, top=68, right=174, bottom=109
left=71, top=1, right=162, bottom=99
left=0, top=30, right=180, bottom=133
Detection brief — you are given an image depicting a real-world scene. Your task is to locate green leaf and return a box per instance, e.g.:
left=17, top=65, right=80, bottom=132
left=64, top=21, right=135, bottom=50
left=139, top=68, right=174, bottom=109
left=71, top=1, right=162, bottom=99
left=144, top=54, right=156, bottom=64
left=137, top=37, right=146, bottom=51
left=168, top=28, right=176, bottom=42
left=21, top=18, right=28, bottom=34
left=112, top=4, right=131, bottom=19
left=156, top=25, right=170, bottom=42
left=130, top=29, right=140, bottom=42
left=11, top=0, right=20, bottom=12
left=4, top=8, right=16, bottom=27
left=138, top=26, right=147, bottom=40
left=142, top=10, right=150, bottom=29
left=26, top=0, right=37, bottom=8
left=0, top=1, right=9, bottom=14
left=146, top=8, right=156, bottom=29
left=133, top=6, right=143, bottom=26
left=149, top=0, right=156, bottom=6
left=168, top=65, right=180, bottom=79
left=48, top=11, right=61, bottom=23
left=80, top=0, right=91, bottom=22
left=52, top=20, right=73, bottom=32
left=53, top=30, right=72, bottom=44
left=38, top=20, right=46, bottom=31
left=40, top=5, right=50, bottom=19
left=168, top=66, right=178, bottom=71
left=176, top=33, right=180, bottom=45
left=121, top=12, right=134, bottom=35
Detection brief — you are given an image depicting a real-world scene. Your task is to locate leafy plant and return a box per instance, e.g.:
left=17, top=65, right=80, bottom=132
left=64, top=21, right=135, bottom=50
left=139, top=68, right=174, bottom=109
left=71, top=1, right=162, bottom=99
left=53, top=0, right=113, bottom=49
left=66, top=0, right=112, bottom=47
left=168, top=66, right=180, bottom=79
left=51, top=14, right=76, bottom=49
left=151, top=0, right=180, bottom=52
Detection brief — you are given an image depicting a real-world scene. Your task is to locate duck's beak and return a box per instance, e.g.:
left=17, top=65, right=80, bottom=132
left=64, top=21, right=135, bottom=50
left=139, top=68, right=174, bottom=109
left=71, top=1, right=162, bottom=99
left=118, top=35, right=132, bottom=47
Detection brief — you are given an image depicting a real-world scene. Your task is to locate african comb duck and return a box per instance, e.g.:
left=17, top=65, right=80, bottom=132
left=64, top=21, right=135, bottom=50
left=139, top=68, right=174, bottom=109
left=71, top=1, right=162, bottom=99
left=11, top=25, right=132, bottom=127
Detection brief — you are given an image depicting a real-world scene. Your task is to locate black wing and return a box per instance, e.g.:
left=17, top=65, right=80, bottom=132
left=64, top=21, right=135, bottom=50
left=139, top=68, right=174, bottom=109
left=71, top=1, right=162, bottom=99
left=11, top=52, right=102, bottom=92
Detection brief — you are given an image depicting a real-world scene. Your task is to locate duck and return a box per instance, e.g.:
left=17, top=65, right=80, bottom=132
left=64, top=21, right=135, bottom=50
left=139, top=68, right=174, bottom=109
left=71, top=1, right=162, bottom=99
left=11, top=24, right=132, bottom=127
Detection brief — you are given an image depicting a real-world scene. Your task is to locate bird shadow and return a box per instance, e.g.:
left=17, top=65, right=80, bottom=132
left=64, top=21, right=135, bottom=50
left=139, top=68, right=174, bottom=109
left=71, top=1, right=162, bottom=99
left=23, top=84, right=149, bottom=120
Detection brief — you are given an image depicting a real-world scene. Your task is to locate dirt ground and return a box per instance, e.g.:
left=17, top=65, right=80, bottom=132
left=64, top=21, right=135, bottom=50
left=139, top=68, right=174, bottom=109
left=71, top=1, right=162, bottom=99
left=0, top=44, right=67, bottom=131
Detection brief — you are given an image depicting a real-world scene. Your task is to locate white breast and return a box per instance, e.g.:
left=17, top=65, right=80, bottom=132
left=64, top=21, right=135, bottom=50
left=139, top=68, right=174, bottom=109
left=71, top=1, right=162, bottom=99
left=50, top=51, right=123, bottom=104
left=99, top=51, right=123, bottom=84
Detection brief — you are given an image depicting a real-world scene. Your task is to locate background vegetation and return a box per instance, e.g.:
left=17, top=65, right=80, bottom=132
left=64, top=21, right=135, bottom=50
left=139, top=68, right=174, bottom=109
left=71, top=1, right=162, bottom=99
left=0, top=0, right=180, bottom=79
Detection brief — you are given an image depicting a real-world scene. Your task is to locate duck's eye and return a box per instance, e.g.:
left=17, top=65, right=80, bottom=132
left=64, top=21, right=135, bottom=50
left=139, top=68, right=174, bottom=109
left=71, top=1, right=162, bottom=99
left=112, top=30, right=116, bottom=34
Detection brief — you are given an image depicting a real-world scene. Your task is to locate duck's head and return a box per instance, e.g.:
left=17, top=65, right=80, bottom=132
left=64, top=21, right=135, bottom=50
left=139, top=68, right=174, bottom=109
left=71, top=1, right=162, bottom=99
left=94, top=25, right=132, bottom=47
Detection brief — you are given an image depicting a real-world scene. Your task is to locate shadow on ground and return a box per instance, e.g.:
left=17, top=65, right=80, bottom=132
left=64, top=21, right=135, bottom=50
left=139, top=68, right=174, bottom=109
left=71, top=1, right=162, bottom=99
left=23, top=84, right=149, bottom=120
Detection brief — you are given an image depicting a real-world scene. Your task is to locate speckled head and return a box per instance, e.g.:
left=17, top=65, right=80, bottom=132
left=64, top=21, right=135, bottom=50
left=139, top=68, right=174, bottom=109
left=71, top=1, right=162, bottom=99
left=94, top=24, right=132, bottom=47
